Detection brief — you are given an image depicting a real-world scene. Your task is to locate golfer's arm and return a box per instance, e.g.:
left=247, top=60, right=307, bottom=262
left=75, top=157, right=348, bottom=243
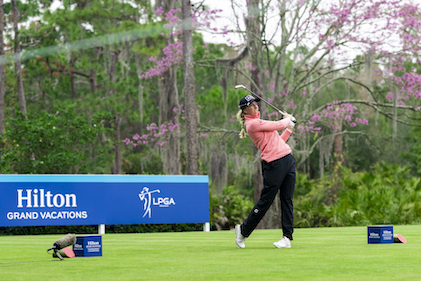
left=280, top=129, right=292, bottom=142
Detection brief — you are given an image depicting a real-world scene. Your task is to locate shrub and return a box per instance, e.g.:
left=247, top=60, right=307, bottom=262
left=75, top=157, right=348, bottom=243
left=294, top=162, right=421, bottom=227
left=210, top=185, right=254, bottom=230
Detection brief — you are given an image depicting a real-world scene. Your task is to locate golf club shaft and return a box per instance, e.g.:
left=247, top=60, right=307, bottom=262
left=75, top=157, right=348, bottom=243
left=235, top=85, right=286, bottom=115
left=235, top=85, right=296, bottom=123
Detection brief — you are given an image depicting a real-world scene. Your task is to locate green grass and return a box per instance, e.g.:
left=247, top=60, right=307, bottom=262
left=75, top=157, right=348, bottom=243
left=0, top=225, right=420, bottom=280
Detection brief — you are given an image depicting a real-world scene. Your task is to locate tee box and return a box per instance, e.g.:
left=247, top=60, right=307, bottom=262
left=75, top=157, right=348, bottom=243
left=73, top=235, right=102, bottom=257
left=367, top=225, right=393, bottom=244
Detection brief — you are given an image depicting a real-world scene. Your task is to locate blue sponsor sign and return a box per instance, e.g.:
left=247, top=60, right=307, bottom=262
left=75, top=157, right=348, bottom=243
left=367, top=225, right=394, bottom=244
left=0, top=175, right=209, bottom=227
left=73, top=235, right=102, bottom=257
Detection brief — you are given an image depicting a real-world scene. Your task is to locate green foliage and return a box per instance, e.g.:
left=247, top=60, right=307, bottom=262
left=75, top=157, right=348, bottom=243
left=210, top=185, right=254, bottom=230
left=295, top=173, right=313, bottom=197
left=105, top=223, right=202, bottom=233
left=401, top=125, right=421, bottom=176
left=0, top=105, right=112, bottom=174
left=295, top=163, right=421, bottom=227
left=197, top=85, right=225, bottom=125
left=2, top=1, right=42, bottom=21
left=122, top=150, right=163, bottom=174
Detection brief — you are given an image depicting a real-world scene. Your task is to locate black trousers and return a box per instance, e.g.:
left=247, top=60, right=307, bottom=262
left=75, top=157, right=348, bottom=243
left=241, top=153, right=296, bottom=240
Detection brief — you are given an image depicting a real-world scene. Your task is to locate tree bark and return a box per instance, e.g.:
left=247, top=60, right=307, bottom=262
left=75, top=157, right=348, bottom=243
left=134, top=52, right=144, bottom=124
left=89, top=69, right=96, bottom=93
left=70, top=56, right=76, bottom=99
left=333, top=106, right=344, bottom=165
left=245, top=0, right=273, bottom=229
left=0, top=0, right=5, bottom=135
left=182, top=0, right=199, bottom=175
left=114, top=114, right=122, bottom=174
left=334, top=126, right=343, bottom=164
left=12, top=0, right=26, bottom=114
left=209, top=148, right=228, bottom=195
left=106, top=48, right=121, bottom=174
left=158, top=62, right=180, bottom=175
left=158, top=0, right=181, bottom=175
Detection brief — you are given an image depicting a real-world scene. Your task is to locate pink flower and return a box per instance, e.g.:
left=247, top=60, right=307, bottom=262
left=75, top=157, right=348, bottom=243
left=269, top=81, right=275, bottom=92
left=311, top=113, right=321, bottom=121
left=386, top=92, right=394, bottom=102
left=155, top=7, right=164, bottom=15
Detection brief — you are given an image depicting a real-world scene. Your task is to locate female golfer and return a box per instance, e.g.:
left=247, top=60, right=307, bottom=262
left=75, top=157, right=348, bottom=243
left=235, top=94, right=296, bottom=249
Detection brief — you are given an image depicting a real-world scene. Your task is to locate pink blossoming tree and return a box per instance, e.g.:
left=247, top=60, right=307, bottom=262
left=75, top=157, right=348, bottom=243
left=219, top=0, right=421, bottom=174
left=124, top=0, right=421, bottom=192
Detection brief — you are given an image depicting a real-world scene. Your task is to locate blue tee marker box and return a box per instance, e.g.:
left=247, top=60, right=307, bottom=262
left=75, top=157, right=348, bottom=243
left=367, top=225, right=393, bottom=244
left=73, top=235, right=102, bottom=257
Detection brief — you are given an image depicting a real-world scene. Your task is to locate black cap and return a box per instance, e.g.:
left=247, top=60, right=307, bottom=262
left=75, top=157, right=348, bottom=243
left=238, top=95, right=260, bottom=110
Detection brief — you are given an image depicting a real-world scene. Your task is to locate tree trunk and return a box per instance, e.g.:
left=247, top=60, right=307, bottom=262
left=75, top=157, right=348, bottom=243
left=275, top=6, right=288, bottom=96
left=158, top=62, right=180, bottom=175
left=107, top=48, right=121, bottom=174
left=210, top=148, right=228, bottom=195
left=157, top=0, right=181, bottom=175
left=388, top=55, right=397, bottom=138
left=334, top=128, right=343, bottom=164
left=182, top=0, right=199, bottom=175
left=114, top=114, right=122, bottom=174
left=334, top=106, right=343, bottom=165
left=245, top=0, right=275, bottom=229
left=70, top=56, right=76, bottom=99
left=109, top=50, right=118, bottom=84
left=158, top=64, right=181, bottom=174
left=90, top=69, right=96, bottom=93
left=12, top=0, right=26, bottom=114
left=134, top=52, right=144, bottom=124
left=0, top=0, right=5, bottom=135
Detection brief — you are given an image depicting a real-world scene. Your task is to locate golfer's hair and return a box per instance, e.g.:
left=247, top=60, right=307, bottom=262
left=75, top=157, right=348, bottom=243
left=236, top=109, right=247, bottom=139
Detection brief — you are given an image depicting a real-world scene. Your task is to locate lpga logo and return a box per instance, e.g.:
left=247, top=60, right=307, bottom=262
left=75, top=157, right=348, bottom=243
left=138, top=187, right=176, bottom=218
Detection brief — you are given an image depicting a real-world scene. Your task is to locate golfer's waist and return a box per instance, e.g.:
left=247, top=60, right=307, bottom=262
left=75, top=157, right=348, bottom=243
left=261, top=151, right=291, bottom=164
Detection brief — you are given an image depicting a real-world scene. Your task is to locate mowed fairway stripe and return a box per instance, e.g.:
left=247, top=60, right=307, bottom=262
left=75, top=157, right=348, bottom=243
left=0, top=225, right=420, bottom=281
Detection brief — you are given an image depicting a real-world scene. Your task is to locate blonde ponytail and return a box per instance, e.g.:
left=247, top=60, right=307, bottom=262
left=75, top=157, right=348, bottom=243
left=236, top=109, right=247, bottom=139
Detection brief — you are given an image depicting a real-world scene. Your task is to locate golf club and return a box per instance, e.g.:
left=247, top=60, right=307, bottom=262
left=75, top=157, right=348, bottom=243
left=47, top=233, right=76, bottom=261
left=235, top=85, right=296, bottom=123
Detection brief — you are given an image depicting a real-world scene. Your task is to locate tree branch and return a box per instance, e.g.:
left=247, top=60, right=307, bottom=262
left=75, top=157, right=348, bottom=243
left=309, top=99, right=421, bottom=126
left=296, top=130, right=372, bottom=168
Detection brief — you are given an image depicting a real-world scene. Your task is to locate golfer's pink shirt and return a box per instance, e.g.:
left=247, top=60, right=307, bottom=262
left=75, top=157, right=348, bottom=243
left=245, top=112, right=292, bottom=163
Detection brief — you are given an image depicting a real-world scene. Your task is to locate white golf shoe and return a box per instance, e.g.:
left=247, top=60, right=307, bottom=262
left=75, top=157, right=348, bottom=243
left=273, top=236, right=291, bottom=248
left=235, top=224, right=246, bottom=248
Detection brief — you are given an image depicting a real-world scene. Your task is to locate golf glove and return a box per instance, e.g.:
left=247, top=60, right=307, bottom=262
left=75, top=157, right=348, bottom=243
left=289, top=119, right=296, bottom=128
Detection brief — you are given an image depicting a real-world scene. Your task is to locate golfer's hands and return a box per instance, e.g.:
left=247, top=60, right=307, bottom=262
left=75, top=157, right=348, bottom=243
left=283, top=113, right=296, bottom=124
left=283, top=113, right=293, bottom=120
left=288, top=117, right=295, bottom=130
left=283, top=113, right=295, bottom=130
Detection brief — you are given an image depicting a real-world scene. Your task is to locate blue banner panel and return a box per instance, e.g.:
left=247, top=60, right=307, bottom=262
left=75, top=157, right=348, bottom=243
left=105, top=182, right=209, bottom=225
left=367, top=225, right=394, bottom=244
left=73, top=235, right=102, bottom=257
left=0, top=175, right=209, bottom=227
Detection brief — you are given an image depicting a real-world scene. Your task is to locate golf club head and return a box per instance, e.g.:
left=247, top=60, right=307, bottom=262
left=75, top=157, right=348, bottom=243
left=52, top=247, right=76, bottom=259
left=235, top=85, right=246, bottom=90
